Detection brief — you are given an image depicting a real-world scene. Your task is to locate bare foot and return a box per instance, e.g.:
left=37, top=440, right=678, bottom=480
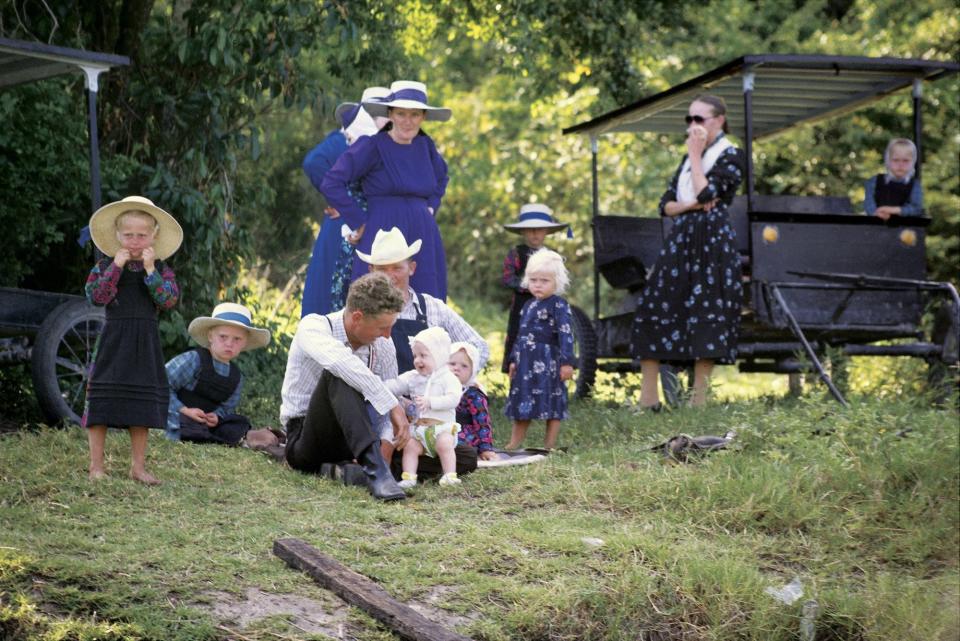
left=504, top=442, right=521, bottom=451
left=89, top=468, right=107, bottom=481
left=129, top=469, right=161, bottom=486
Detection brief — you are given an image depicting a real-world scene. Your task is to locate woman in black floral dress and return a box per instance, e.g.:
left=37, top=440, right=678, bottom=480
left=632, top=95, right=744, bottom=409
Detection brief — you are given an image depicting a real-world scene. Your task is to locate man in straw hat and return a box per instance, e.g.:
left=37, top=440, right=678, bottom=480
left=302, top=86, right=391, bottom=317
left=280, top=273, right=409, bottom=501
left=165, top=303, right=271, bottom=445
left=358, top=226, right=488, bottom=373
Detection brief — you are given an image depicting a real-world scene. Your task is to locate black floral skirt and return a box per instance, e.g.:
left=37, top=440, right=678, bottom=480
left=632, top=208, right=742, bottom=364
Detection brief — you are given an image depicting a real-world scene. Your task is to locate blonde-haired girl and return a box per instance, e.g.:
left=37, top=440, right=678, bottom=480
left=503, top=249, right=575, bottom=450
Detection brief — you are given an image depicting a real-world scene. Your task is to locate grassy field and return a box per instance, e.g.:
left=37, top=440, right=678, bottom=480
left=1, top=295, right=958, bottom=640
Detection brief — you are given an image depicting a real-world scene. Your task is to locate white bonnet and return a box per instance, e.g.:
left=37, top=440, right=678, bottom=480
left=409, top=326, right=451, bottom=369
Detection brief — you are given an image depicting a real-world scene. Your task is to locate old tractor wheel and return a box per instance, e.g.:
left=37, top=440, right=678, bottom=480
left=570, top=305, right=598, bottom=399
left=30, top=299, right=105, bottom=425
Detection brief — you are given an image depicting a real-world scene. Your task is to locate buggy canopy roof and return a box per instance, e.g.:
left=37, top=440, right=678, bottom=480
left=0, top=36, right=128, bottom=89
left=563, top=54, right=959, bottom=140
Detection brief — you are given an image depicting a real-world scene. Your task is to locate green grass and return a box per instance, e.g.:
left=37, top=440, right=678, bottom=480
left=1, top=392, right=957, bottom=640
left=1, top=286, right=958, bottom=639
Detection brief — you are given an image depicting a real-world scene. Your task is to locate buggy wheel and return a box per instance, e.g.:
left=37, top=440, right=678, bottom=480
left=30, top=299, right=105, bottom=425
left=570, top=305, right=598, bottom=399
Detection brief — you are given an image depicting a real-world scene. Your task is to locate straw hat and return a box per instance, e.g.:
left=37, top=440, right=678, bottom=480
left=335, top=85, right=390, bottom=128
left=356, top=227, right=422, bottom=265
left=88, top=196, right=183, bottom=260
left=187, top=303, right=271, bottom=351
left=362, top=80, right=452, bottom=122
left=503, top=204, right=570, bottom=235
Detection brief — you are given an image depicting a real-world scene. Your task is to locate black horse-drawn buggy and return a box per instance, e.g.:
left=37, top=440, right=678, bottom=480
left=0, top=38, right=128, bottom=424
left=563, top=55, right=959, bottom=404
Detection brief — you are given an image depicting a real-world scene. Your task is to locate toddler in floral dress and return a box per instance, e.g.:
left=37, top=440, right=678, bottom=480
left=448, top=341, right=497, bottom=461
left=504, top=249, right=575, bottom=451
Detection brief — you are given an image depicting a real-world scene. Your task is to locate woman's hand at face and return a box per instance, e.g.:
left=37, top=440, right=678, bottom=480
left=686, top=124, right=707, bottom=156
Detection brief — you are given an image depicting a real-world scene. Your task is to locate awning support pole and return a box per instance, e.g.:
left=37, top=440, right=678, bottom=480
left=591, top=134, right=600, bottom=321
left=912, top=78, right=923, bottom=182
left=742, top=70, right=756, bottom=213
left=81, top=65, right=105, bottom=211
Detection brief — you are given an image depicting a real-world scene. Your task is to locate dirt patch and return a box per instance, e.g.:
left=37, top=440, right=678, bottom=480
left=194, top=587, right=353, bottom=638
left=194, top=584, right=478, bottom=639
left=407, top=585, right=479, bottom=631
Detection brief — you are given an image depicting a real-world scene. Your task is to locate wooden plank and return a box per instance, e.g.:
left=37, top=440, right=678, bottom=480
left=273, top=538, right=473, bottom=641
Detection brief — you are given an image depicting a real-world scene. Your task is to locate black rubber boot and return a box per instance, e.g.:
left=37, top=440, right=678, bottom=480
left=358, top=444, right=406, bottom=501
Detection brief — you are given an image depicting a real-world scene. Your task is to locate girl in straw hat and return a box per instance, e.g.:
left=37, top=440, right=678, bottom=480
left=83, top=196, right=182, bottom=485
left=321, top=80, right=452, bottom=301
left=501, top=203, right=570, bottom=374
left=302, top=86, right=391, bottom=317
left=164, top=303, right=271, bottom=445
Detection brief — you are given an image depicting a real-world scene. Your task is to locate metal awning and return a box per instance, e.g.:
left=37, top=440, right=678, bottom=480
left=563, top=54, right=959, bottom=140
left=0, top=37, right=130, bottom=212
left=0, top=37, right=128, bottom=89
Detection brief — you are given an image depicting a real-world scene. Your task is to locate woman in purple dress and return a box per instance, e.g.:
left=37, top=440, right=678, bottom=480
left=320, top=80, right=451, bottom=300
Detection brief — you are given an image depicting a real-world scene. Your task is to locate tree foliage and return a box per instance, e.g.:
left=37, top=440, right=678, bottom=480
left=1, top=0, right=956, bottom=333
left=0, top=0, right=403, bottom=349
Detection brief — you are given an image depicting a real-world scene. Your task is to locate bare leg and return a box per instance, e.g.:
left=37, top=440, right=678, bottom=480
left=691, top=359, right=715, bottom=407
left=544, top=419, right=562, bottom=449
left=401, top=439, right=423, bottom=477
left=504, top=420, right=531, bottom=450
left=128, top=427, right=160, bottom=485
left=380, top=439, right=395, bottom=464
left=640, top=359, right=661, bottom=407
left=87, top=425, right=108, bottom=480
left=435, top=433, right=456, bottom=474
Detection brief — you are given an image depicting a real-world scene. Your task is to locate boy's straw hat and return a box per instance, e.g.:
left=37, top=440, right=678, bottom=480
left=188, top=303, right=271, bottom=351
left=88, top=196, right=183, bottom=259
left=362, top=80, right=452, bottom=122
left=503, top=204, right=570, bottom=235
left=356, top=227, right=422, bottom=265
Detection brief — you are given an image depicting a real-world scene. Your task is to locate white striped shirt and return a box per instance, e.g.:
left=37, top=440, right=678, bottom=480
left=403, top=288, right=490, bottom=369
left=280, top=311, right=399, bottom=427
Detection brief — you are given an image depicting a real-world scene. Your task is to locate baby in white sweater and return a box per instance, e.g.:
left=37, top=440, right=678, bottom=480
left=386, top=326, right=462, bottom=488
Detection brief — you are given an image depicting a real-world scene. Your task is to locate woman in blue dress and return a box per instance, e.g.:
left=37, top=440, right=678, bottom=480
left=320, top=80, right=451, bottom=300
left=631, top=95, right=745, bottom=409
left=504, top=249, right=575, bottom=451
left=301, top=86, right=389, bottom=317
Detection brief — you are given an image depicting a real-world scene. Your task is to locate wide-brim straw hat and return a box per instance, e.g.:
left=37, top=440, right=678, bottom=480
left=188, top=303, right=271, bottom=351
left=334, top=86, right=391, bottom=127
left=362, top=80, right=451, bottom=122
left=356, top=227, right=423, bottom=265
left=503, top=204, right=570, bottom=235
left=89, top=196, right=183, bottom=260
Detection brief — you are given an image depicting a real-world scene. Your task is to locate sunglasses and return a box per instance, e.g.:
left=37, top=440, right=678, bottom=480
left=685, top=114, right=715, bottom=124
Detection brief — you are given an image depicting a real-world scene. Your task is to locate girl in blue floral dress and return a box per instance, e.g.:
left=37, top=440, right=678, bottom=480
left=631, top=95, right=745, bottom=409
left=504, top=249, right=575, bottom=450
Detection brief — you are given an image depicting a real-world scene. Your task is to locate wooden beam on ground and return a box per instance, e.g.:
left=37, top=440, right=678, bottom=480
left=273, top=537, right=474, bottom=641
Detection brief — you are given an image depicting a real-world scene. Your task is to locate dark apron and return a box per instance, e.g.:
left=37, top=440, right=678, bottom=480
left=391, top=291, right=428, bottom=372
left=177, top=348, right=249, bottom=445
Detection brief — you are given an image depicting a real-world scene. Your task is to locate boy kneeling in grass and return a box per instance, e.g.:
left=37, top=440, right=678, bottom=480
left=165, top=303, right=271, bottom=445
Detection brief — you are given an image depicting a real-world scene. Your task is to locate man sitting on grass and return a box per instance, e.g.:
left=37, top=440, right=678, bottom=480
left=358, top=226, right=489, bottom=463
left=279, top=273, right=409, bottom=501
